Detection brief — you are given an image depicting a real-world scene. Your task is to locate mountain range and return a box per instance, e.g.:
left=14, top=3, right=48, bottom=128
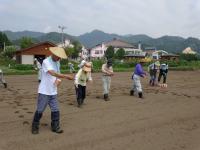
left=2, top=29, right=200, bottom=53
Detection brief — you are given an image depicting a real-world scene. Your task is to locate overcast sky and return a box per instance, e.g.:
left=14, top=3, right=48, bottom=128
left=1, top=0, right=200, bottom=38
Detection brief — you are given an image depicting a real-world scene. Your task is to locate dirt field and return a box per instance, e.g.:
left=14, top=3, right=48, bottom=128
left=0, top=71, right=200, bottom=150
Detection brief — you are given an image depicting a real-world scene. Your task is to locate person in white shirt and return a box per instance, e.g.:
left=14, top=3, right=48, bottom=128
left=34, top=58, right=43, bottom=82
left=32, top=47, right=73, bottom=134
left=74, top=62, right=92, bottom=107
left=102, top=59, right=114, bottom=101
left=158, top=62, right=168, bottom=84
left=0, top=69, right=7, bottom=88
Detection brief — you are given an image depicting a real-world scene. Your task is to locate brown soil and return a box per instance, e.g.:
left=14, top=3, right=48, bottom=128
left=0, top=71, right=200, bottom=150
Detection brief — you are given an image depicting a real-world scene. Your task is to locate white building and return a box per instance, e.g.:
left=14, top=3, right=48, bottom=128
left=182, top=47, right=196, bottom=54
left=57, top=39, right=74, bottom=48
left=90, top=39, right=144, bottom=59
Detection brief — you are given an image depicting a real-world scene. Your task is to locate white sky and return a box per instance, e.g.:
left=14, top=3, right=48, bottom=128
left=1, top=0, right=200, bottom=38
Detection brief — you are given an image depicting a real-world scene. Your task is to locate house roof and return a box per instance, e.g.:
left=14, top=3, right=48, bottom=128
left=144, top=50, right=156, bottom=55
left=16, top=41, right=56, bottom=56
left=124, top=54, right=145, bottom=57
left=161, top=53, right=179, bottom=57
left=104, top=39, right=136, bottom=48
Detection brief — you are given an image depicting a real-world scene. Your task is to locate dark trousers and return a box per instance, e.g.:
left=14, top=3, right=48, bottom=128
left=149, top=70, right=157, bottom=86
left=158, top=70, right=167, bottom=83
left=75, top=85, right=86, bottom=105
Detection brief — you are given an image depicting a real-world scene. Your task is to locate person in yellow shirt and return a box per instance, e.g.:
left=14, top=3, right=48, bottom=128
left=74, top=62, right=92, bottom=107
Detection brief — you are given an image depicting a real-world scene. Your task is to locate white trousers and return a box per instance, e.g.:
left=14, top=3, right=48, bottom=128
left=102, top=76, right=111, bottom=94
left=132, top=74, right=142, bottom=93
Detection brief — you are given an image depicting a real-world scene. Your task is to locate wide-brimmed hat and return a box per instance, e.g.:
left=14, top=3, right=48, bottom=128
left=82, top=62, right=91, bottom=72
left=49, top=47, right=67, bottom=59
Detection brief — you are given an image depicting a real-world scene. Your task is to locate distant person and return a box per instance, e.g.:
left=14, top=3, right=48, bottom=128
left=34, top=58, right=43, bottom=83
left=31, top=47, right=73, bottom=134
left=89, top=59, right=94, bottom=73
left=148, top=61, right=160, bottom=86
left=74, top=62, right=92, bottom=107
left=130, top=59, right=146, bottom=98
left=158, top=62, right=168, bottom=85
left=0, top=69, right=7, bottom=88
left=78, top=55, right=88, bottom=69
left=101, top=59, right=114, bottom=101
left=68, top=62, right=75, bottom=73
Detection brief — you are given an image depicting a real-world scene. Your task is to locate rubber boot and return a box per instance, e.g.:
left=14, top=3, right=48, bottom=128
left=130, top=90, right=134, bottom=96
left=138, top=92, right=143, bottom=98
left=107, top=94, right=110, bottom=101
left=77, top=99, right=82, bottom=107
left=81, top=99, right=85, bottom=105
left=32, top=111, right=43, bottom=134
left=51, top=111, right=63, bottom=134
left=3, top=83, right=7, bottom=88
left=104, top=94, right=108, bottom=101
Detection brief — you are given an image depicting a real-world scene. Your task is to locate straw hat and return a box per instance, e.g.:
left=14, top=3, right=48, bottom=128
left=82, top=62, right=91, bottom=72
left=49, top=47, right=67, bottom=59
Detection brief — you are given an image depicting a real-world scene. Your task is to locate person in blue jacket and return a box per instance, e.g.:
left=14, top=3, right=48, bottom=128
left=130, top=59, right=147, bottom=98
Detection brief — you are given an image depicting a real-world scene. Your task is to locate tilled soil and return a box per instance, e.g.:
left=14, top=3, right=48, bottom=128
left=0, top=71, right=200, bottom=150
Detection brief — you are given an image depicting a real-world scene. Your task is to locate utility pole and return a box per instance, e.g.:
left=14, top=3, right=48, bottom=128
left=58, top=25, right=66, bottom=47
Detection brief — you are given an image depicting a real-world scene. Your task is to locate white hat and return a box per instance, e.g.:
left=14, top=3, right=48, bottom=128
left=49, top=47, right=67, bottom=59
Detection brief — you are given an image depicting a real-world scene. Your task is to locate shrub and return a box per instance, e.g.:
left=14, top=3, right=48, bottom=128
left=11, top=64, right=34, bottom=70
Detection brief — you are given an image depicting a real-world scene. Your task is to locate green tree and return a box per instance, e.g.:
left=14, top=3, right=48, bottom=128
left=65, top=47, right=74, bottom=58
left=20, top=37, right=34, bottom=49
left=0, top=32, right=12, bottom=52
left=71, top=41, right=82, bottom=59
left=180, top=53, right=200, bottom=61
left=115, top=48, right=125, bottom=59
left=2, top=46, right=17, bottom=59
left=105, top=46, right=114, bottom=59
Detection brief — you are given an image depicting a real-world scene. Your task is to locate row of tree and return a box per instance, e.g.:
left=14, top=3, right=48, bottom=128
left=0, top=32, right=36, bottom=59
left=105, top=46, right=125, bottom=59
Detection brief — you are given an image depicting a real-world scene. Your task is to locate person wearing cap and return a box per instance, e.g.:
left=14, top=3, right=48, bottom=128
left=130, top=59, right=146, bottom=98
left=102, top=59, right=114, bottom=101
left=74, top=62, right=92, bottom=107
left=158, top=61, right=168, bottom=84
left=31, top=47, right=73, bottom=134
left=148, top=61, right=160, bottom=86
